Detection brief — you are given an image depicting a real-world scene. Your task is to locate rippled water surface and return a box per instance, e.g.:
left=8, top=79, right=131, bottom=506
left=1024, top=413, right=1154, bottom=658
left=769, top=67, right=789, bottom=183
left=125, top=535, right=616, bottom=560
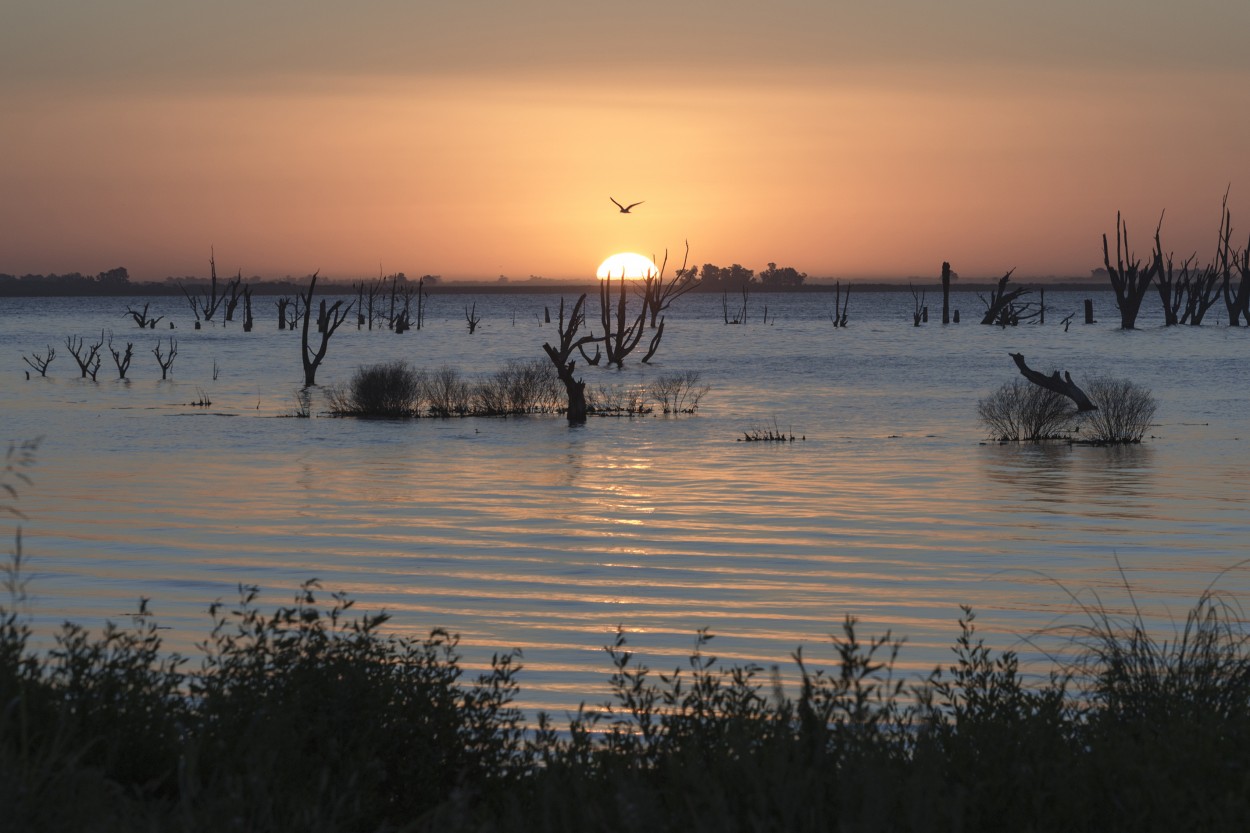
left=2, top=289, right=1248, bottom=713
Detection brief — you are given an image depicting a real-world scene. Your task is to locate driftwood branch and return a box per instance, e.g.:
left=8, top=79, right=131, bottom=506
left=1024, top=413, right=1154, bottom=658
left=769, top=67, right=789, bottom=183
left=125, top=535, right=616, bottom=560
left=542, top=294, right=601, bottom=424
left=1009, top=353, right=1097, bottom=412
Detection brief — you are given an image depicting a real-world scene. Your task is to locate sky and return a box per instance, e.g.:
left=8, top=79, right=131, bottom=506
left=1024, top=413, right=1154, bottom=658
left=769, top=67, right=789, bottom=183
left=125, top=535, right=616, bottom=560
left=2, top=1, right=1248, bottom=283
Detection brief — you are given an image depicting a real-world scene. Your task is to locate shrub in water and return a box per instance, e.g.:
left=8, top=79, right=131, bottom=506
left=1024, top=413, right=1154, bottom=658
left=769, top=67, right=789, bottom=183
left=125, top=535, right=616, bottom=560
left=587, top=383, right=650, bottom=415
left=1081, top=377, right=1157, bottom=443
left=328, top=361, right=425, bottom=417
left=424, top=366, right=473, bottom=417
left=977, top=380, right=1074, bottom=441
left=647, top=370, right=710, bottom=414
left=473, top=359, right=560, bottom=415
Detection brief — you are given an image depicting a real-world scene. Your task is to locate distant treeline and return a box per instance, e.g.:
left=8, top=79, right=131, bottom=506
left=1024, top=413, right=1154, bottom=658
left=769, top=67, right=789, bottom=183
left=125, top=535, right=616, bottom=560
left=0, top=268, right=309, bottom=298
left=0, top=266, right=1108, bottom=297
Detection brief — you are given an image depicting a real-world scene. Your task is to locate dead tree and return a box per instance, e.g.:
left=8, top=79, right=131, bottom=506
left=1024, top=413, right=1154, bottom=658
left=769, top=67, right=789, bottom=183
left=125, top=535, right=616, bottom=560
left=1206, top=187, right=1250, bottom=326
left=179, top=249, right=227, bottom=325
left=465, top=302, right=481, bottom=333
left=1214, top=191, right=1250, bottom=325
left=542, top=295, right=600, bottom=424
left=300, top=271, right=354, bottom=387
left=641, top=241, right=698, bottom=328
left=941, top=262, right=952, bottom=324
left=152, top=337, right=178, bottom=380
left=242, top=285, right=254, bottom=332
left=1229, top=240, right=1250, bottom=326
left=23, top=346, right=55, bottom=377
left=65, top=333, right=103, bottom=379
left=978, top=270, right=1035, bottom=325
left=222, top=271, right=244, bottom=322
left=276, top=297, right=292, bottom=330
left=1154, top=247, right=1190, bottom=327
left=1151, top=216, right=1184, bottom=327
left=395, top=278, right=430, bottom=330
left=1103, top=212, right=1160, bottom=329
left=108, top=335, right=134, bottom=379
left=123, top=303, right=164, bottom=329
left=598, top=271, right=648, bottom=367
left=1182, top=262, right=1222, bottom=325
left=391, top=280, right=423, bottom=333
left=353, top=272, right=386, bottom=330
left=830, top=280, right=850, bottom=327
left=414, top=277, right=427, bottom=330
left=723, top=284, right=749, bottom=325
left=1009, top=352, right=1097, bottom=412
left=910, top=283, right=927, bottom=326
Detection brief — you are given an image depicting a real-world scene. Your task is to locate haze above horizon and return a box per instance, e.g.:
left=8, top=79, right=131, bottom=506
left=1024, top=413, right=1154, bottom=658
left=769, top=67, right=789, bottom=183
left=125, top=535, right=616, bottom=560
left=3, top=1, right=1248, bottom=283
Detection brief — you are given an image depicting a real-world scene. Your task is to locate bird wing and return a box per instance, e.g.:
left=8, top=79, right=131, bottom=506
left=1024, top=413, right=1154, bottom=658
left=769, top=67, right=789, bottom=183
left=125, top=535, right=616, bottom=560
left=610, top=197, right=625, bottom=210
left=625, top=201, right=644, bottom=211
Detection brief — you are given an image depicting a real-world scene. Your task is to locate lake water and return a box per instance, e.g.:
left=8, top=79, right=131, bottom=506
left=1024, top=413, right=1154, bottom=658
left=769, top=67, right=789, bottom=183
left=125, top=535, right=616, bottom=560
left=2, top=287, right=1248, bottom=714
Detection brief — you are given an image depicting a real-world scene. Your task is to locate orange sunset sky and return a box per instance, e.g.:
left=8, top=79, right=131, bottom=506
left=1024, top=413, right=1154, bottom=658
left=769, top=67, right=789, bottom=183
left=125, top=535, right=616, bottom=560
left=2, top=1, right=1248, bottom=283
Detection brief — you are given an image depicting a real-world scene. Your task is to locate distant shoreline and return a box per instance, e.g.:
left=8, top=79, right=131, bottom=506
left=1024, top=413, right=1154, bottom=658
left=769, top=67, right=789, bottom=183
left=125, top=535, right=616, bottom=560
left=0, top=278, right=1112, bottom=298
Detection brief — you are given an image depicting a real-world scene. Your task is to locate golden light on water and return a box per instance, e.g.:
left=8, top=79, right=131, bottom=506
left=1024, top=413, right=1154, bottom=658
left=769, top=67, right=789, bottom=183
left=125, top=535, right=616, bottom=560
left=596, top=252, right=659, bottom=280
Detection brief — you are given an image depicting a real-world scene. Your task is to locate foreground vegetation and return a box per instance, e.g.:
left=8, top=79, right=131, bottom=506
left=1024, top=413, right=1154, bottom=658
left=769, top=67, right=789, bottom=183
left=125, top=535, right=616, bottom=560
left=978, top=376, right=1158, bottom=443
left=326, top=360, right=709, bottom=418
left=3, top=576, right=1249, bottom=832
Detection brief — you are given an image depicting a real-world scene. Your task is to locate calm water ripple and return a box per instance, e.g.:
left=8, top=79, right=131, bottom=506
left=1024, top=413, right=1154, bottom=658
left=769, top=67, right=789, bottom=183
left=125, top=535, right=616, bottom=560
left=2, top=290, right=1248, bottom=713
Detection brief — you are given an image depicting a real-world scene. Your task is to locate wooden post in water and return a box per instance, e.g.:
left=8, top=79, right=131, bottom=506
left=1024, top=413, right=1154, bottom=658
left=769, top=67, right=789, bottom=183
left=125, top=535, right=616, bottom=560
left=1040, top=288, right=1045, bottom=325
left=941, top=261, right=951, bottom=324
left=1084, top=299, right=1095, bottom=324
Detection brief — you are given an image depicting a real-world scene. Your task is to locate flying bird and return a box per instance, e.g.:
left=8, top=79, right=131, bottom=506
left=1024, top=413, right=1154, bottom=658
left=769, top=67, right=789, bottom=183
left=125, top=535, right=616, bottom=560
left=610, top=197, right=644, bottom=214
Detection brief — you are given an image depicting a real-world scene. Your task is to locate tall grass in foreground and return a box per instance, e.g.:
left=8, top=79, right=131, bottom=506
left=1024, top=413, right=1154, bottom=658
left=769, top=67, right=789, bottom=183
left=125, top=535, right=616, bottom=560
left=4, top=580, right=1250, bottom=832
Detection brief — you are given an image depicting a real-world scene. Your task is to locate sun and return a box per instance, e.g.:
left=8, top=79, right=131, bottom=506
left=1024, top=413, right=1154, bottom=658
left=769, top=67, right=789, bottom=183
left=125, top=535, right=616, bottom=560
left=597, top=252, right=659, bottom=280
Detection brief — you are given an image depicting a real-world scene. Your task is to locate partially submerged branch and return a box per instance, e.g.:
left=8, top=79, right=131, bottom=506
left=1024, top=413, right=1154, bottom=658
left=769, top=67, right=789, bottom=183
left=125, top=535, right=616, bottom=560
left=1009, top=352, right=1097, bottom=412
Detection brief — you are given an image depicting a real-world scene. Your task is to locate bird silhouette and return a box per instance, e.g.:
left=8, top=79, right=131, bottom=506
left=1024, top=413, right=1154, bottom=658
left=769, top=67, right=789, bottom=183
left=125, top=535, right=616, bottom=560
left=610, top=197, right=644, bottom=214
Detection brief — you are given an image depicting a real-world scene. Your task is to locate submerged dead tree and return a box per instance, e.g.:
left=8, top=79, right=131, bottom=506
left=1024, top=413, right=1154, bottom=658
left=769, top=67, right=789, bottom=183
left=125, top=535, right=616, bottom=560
left=1009, top=352, right=1097, bottom=412
left=179, top=249, right=228, bottom=326
left=831, top=280, right=850, bottom=327
left=123, top=303, right=163, bottom=329
left=910, top=283, right=927, bottom=326
left=1103, top=212, right=1160, bottom=329
left=152, top=338, right=177, bottom=380
left=1152, top=218, right=1222, bottom=326
left=65, top=333, right=103, bottom=380
left=598, top=271, right=649, bottom=367
left=276, top=297, right=292, bottom=330
left=542, top=295, right=600, bottom=424
left=1218, top=192, right=1250, bottom=325
left=978, top=271, right=1039, bottom=325
left=641, top=241, right=698, bottom=328
left=108, top=335, right=134, bottom=379
left=300, top=271, right=354, bottom=387
left=222, top=271, right=244, bottom=322
left=941, top=262, right=952, bottom=324
left=22, top=346, right=55, bottom=377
